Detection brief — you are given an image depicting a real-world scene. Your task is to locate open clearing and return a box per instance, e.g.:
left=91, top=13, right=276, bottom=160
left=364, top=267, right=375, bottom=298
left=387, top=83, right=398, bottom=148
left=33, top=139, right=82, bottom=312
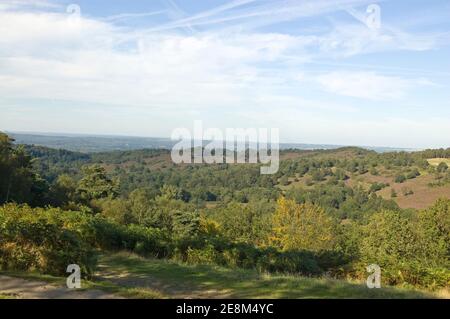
left=94, top=253, right=439, bottom=299
left=427, top=158, right=450, bottom=166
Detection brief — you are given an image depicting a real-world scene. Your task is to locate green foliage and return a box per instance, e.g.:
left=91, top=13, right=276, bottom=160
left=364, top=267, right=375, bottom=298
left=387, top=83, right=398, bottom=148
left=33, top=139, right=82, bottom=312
left=358, top=207, right=450, bottom=288
left=271, top=197, right=337, bottom=252
left=49, top=174, right=79, bottom=206
left=0, top=133, right=49, bottom=206
left=361, top=211, right=418, bottom=267
left=0, top=204, right=95, bottom=276
left=96, top=198, right=133, bottom=224
left=211, top=201, right=273, bottom=245
left=90, top=219, right=170, bottom=258
left=171, top=210, right=201, bottom=239
left=395, top=174, right=407, bottom=183
left=2, top=133, right=449, bottom=290
left=77, top=165, right=118, bottom=201
left=406, top=168, right=420, bottom=179
left=369, top=182, right=387, bottom=193
left=437, top=162, right=449, bottom=173
left=417, top=199, right=450, bottom=266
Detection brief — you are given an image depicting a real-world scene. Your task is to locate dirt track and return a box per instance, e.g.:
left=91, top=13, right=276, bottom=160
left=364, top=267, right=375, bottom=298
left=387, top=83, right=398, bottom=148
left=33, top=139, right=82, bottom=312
left=0, top=275, right=122, bottom=299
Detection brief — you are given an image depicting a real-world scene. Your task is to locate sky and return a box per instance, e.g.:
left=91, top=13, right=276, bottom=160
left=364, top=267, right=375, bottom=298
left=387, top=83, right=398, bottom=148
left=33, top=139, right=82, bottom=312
left=0, top=0, right=450, bottom=148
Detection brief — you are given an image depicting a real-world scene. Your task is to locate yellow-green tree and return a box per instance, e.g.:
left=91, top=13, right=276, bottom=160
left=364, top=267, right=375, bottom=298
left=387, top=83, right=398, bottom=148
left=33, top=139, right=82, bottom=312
left=270, top=197, right=336, bottom=251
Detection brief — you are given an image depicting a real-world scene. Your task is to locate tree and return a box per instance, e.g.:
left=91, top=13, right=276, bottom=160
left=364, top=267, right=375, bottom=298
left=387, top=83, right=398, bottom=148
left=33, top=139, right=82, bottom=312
left=49, top=174, right=78, bottom=206
left=128, top=188, right=153, bottom=225
left=77, top=165, right=118, bottom=201
left=270, top=197, right=336, bottom=251
left=159, top=184, right=180, bottom=200
left=417, top=199, right=450, bottom=265
left=171, top=210, right=200, bottom=239
left=99, top=198, right=133, bottom=224
left=360, top=210, right=418, bottom=268
left=213, top=201, right=272, bottom=245
left=0, top=133, right=47, bottom=205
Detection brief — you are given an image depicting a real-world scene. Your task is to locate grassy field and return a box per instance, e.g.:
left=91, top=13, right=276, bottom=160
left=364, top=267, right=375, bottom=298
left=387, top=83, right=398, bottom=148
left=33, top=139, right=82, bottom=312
left=427, top=158, right=450, bottom=166
left=92, top=252, right=439, bottom=299
left=1, top=252, right=446, bottom=299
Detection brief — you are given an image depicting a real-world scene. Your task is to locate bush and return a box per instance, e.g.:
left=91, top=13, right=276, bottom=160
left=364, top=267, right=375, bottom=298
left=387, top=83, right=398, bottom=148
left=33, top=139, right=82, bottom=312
left=255, top=249, right=321, bottom=275
left=186, top=244, right=223, bottom=265
left=0, top=204, right=172, bottom=276
left=89, top=218, right=171, bottom=258
left=0, top=204, right=95, bottom=276
left=395, top=175, right=406, bottom=183
left=358, top=208, right=450, bottom=289
left=406, top=169, right=420, bottom=179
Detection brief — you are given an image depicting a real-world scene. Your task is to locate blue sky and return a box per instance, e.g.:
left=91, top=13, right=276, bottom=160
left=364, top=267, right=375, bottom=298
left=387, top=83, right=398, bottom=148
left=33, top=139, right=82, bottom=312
left=0, top=0, right=450, bottom=148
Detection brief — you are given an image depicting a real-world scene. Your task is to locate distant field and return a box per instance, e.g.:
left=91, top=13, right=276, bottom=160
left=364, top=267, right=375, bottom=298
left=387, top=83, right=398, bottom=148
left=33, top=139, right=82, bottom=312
left=428, top=158, right=450, bottom=166
left=372, top=174, right=450, bottom=210
left=280, top=169, right=450, bottom=210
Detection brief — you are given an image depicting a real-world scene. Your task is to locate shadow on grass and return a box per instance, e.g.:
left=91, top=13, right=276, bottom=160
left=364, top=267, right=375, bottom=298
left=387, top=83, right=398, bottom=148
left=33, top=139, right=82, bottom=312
left=96, top=252, right=435, bottom=299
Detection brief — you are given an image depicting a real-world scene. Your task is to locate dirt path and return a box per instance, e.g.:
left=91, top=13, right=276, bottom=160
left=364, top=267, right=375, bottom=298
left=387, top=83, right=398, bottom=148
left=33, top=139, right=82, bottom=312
left=0, top=275, right=123, bottom=299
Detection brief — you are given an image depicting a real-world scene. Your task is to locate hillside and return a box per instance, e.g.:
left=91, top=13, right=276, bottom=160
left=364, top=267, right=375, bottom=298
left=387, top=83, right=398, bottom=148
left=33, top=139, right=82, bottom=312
left=23, top=144, right=450, bottom=210
left=1, top=132, right=449, bottom=298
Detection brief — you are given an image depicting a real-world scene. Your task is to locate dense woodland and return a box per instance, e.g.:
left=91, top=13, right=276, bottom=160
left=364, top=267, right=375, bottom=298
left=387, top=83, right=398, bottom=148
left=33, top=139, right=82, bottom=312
left=0, top=132, right=449, bottom=290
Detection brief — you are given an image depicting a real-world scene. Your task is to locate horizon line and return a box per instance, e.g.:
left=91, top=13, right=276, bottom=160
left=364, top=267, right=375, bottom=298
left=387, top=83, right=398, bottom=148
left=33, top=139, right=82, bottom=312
left=3, top=129, right=423, bottom=151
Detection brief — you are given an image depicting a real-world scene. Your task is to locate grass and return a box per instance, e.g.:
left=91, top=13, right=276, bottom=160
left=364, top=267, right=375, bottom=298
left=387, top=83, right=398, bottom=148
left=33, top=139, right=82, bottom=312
left=1, top=252, right=444, bottom=299
left=94, top=252, right=438, bottom=299
left=427, top=158, right=450, bottom=167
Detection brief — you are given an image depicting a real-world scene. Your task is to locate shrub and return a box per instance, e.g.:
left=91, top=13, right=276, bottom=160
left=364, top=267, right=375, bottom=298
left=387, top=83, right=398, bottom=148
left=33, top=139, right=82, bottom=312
left=89, top=218, right=170, bottom=258
left=255, top=249, right=321, bottom=275
left=358, top=208, right=449, bottom=288
left=394, top=175, right=406, bottom=183
left=186, top=244, right=222, bottom=265
left=406, top=169, right=420, bottom=179
left=0, top=204, right=95, bottom=276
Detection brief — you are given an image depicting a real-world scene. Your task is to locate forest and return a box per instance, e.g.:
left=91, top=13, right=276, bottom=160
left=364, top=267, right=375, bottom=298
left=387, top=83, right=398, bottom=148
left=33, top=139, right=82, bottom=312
left=0, top=131, right=449, bottom=297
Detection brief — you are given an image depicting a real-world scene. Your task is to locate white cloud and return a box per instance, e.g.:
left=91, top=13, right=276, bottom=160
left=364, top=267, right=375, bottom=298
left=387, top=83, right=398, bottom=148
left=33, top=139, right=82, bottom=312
left=0, top=10, right=316, bottom=111
left=315, top=71, right=422, bottom=100
left=0, top=0, right=60, bottom=11
left=0, top=0, right=448, bottom=147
